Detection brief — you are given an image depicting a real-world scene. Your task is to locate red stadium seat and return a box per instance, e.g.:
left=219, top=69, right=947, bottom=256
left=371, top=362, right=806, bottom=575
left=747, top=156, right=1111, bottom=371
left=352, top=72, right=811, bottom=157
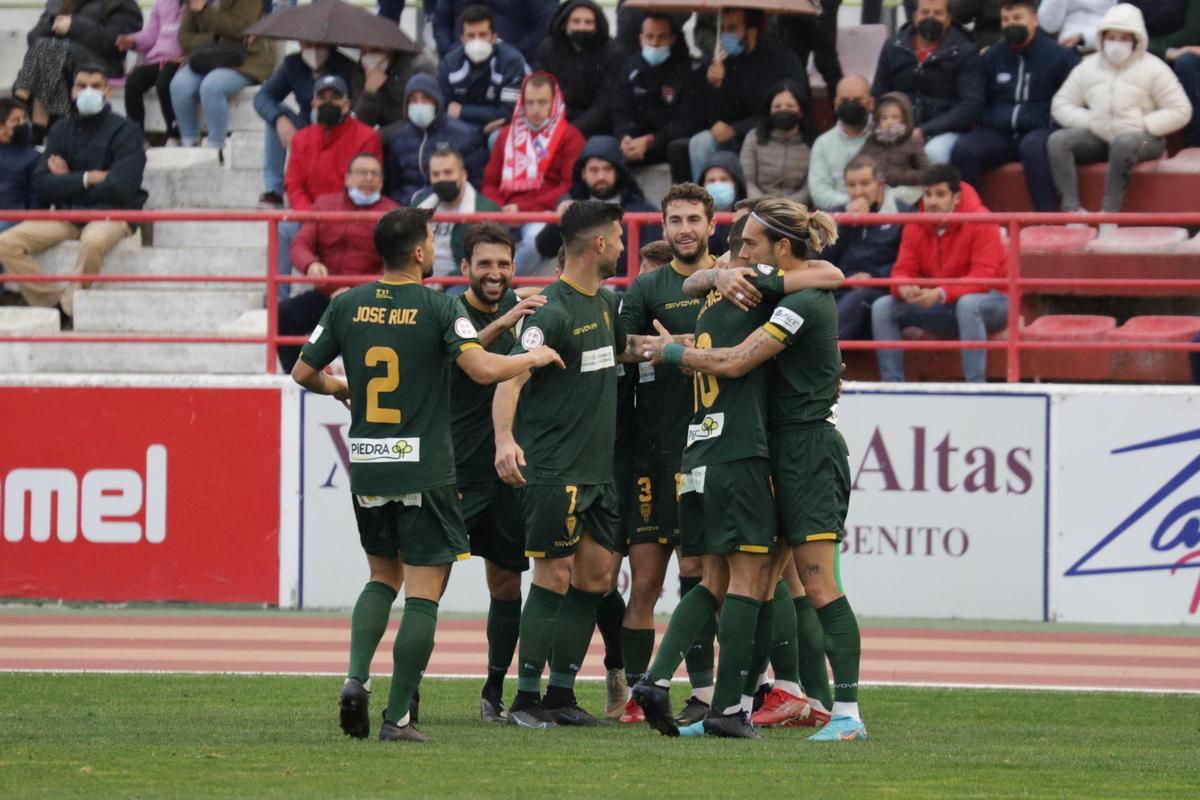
left=1020, top=315, right=1117, bottom=381
left=1154, top=147, right=1200, bottom=170
left=900, top=325, right=1015, bottom=382
left=1106, top=316, right=1200, bottom=383
left=1020, top=225, right=1096, bottom=252
left=1085, top=227, right=1189, bottom=253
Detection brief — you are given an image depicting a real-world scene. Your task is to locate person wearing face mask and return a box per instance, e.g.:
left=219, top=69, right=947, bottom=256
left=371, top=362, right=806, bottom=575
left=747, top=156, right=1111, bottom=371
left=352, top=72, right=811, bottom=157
left=698, top=151, right=747, bottom=256
left=0, top=65, right=146, bottom=324
left=412, top=145, right=501, bottom=279
left=1144, top=1, right=1200, bottom=149
left=277, top=153, right=400, bottom=371
left=860, top=92, right=929, bottom=205
left=611, top=13, right=705, bottom=167
left=1049, top=4, right=1192, bottom=221
left=0, top=100, right=40, bottom=241
left=950, top=0, right=1079, bottom=212
left=871, top=0, right=986, bottom=165
left=350, top=46, right=437, bottom=131
left=383, top=73, right=489, bottom=206
left=809, top=75, right=875, bottom=210
left=437, top=5, right=529, bottom=139
left=532, top=1, right=625, bottom=138
left=434, top=0, right=557, bottom=64
left=740, top=80, right=814, bottom=204
left=252, top=41, right=357, bottom=209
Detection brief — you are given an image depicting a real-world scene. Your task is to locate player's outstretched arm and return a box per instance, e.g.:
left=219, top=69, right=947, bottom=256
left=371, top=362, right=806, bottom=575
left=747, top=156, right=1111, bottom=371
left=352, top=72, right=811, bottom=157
left=458, top=345, right=564, bottom=386
left=682, top=262, right=846, bottom=310
left=476, top=294, right=548, bottom=348
left=493, top=370, right=531, bottom=485
left=781, top=260, right=844, bottom=293
left=640, top=319, right=783, bottom=380
left=291, top=360, right=350, bottom=407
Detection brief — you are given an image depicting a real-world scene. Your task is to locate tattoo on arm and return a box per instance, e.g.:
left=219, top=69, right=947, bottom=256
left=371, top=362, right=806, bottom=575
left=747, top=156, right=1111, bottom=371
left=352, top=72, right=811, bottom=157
left=800, top=564, right=820, bottom=579
left=681, top=268, right=718, bottom=298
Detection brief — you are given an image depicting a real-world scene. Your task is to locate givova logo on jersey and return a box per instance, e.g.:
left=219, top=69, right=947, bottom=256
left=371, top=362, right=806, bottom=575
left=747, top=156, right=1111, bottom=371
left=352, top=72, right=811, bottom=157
left=349, top=438, right=422, bottom=463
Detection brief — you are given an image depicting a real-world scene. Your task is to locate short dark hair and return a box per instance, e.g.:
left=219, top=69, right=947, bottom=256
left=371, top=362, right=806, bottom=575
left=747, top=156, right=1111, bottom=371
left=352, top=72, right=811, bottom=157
left=0, top=98, right=25, bottom=124
left=346, top=152, right=382, bottom=173
left=461, top=4, right=495, bottom=32
left=375, top=208, right=433, bottom=270
left=727, top=213, right=750, bottom=255
left=639, top=240, right=673, bottom=267
left=462, top=221, right=515, bottom=262
left=642, top=12, right=676, bottom=34
left=429, top=143, right=464, bottom=168
left=845, top=154, right=883, bottom=181
left=525, top=72, right=556, bottom=94
left=72, top=63, right=108, bottom=83
left=560, top=200, right=624, bottom=255
left=922, top=163, right=962, bottom=193
left=661, top=182, right=714, bottom=221
left=1000, top=0, right=1038, bottom=12
left=733, top=197, right=762, bottom=214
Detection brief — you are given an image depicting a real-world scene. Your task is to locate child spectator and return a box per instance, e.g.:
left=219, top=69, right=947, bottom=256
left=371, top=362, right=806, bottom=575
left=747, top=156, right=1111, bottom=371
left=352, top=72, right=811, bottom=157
left=859, top=92, right=928, bottom=205
left=115, top=0, right=184, bottom=145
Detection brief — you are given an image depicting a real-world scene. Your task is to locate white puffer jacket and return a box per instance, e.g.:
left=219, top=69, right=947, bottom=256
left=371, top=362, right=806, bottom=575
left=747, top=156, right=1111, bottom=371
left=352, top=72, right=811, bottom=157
left=1051, top=3, right=1192, bottom=142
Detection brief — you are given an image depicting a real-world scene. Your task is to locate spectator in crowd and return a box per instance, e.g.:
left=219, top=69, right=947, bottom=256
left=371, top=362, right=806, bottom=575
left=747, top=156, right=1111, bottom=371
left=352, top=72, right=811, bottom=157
left=872, top=0, right=986, bottom=164
left=253, top=42, right=357, bottom=209
left=15, top=0, right=142, bottom=143
left=1049, top=4, right=1192, bottom=222
left=1128, top=0, right=1190, bottom=38
left=482, top=72, right=584, bottom=272
left=611, top=12, right=705, bottom=168
left=533, top=0, right=625, bottom=138
left=668, top=8, right=809, bottom=183
left=615, top=1, right=690, bottom=54
left=699, top=150, right=746, bottom=255
left=383, top=73, right=488, bottom=205
left=0, top=100, right=40, bottom=235
left=777, top=1, right=844, bottom=92
left=115, top=0, right=184, bottom=145
left=809, top=75, right=874, bottom=210
left=434, top=0, right=557, bottom=64
left=859, top=92, right=928, bottom=205
left=412, top=144, right=501, bottom=279
left=1148, top=1, right=1200, bottom=148
left=638, top=239, right=674, bottom=272
left=437, top=4, right=529, bottom=141
left=349, top=45, right=437, bottom=130
left=278, top=152, right=399, bottom=371
left=1039, top=0, right=1116, bottom=50
left=951, top=1, right=1078, bottom=212
left=171, top=0, right=274, bottom=158
left=950, top=0, right=1006, bottom=48
left=531, top=135, right=661, bottom=275
left=871, top=164, right=1008, bottom=383
left=0, top=66, right=146, bottom=324
left=822, top=155, right=912, bottom=340
left=740, top=79, right=812, bottom=202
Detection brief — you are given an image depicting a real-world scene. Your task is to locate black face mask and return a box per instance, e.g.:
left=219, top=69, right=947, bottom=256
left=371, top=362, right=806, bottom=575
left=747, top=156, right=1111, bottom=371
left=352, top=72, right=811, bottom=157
left=916, top=18, right=945, bottom=42
left=9, top=123, right=30, bottom=147
left=770, top=111, right=801, bottom=131
left=317, top=102, right=343, bottom=128
left=568, top=29, right=602, bottom=50
left=836, top=99, right=867, bottom=127
left=432, top=180, right=460, bottom=202
left=1003, top=24, right=1030, bottom=46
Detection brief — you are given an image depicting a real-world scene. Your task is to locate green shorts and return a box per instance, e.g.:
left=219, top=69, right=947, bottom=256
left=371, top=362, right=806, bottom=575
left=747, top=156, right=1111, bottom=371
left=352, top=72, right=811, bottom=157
left=678, top=458, right=777, bottom=557
left=770, top=425, right=851, bottom=546
left=517, top=482, right=618, bottom=559
left=626, top=465, right=681, bottom=548
left=459, top=480, right=528, bottom=573
left=351, top=484, right=470, bottom=566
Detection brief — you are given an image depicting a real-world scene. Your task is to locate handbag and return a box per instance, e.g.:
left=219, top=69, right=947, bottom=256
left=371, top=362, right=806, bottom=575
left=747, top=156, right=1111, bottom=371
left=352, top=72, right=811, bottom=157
left=188, top=40, right=247, bottom=74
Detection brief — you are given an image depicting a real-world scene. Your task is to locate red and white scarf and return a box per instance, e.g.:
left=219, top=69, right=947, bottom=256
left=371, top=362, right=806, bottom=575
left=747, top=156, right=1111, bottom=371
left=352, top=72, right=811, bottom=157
left=500, top=72, right=568, bottom=194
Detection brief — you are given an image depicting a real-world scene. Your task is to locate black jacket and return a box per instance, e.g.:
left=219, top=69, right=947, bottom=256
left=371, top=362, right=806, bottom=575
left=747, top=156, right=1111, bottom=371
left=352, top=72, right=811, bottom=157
left=982, top=29, right=1080, bottom=135
left=706, top=42, right=810, bottom=142
left=611, top=48, right=705, bottom=160
left=871, top=22, right=986, bottom=137
left=532, top=0, right=625, bottom=137
left=28, top=0, right=143, bottom=78
left=34, top=106, right=147, bottom=210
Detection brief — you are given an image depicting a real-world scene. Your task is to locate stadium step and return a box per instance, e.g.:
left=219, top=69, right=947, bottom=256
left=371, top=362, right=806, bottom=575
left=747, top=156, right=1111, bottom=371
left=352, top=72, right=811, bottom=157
left=2, top=336, right=265, bottom=374
left=0, top=307, right=62, bottom=373
left=979, top=154, right=1200, bottom=213
left=1021, top=314, right=1117, bottom=382
left=1085, top=227, right=1189, bottom=253
left=143, top=165, right=264, bottom=210
left=1107, top=315, right=1200, bottom=383
left=33, top=246, right=267, bottom=292
left=72, top=289, right=264, bottom=334
left=150, top=221, right=269, bottom=249
left=220, top=309, right=268, bottom=336
left=1019, top=225, right=1096, bottom=252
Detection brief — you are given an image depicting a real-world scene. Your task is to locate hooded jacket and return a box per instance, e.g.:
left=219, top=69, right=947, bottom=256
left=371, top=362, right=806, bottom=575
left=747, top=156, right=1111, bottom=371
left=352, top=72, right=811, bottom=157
left=285, top=114, right=382, bottom=211
left=610, top=46, right=706, bottom=162
left=1052, top=4, right=1193, bottom=142
left=437, top=37, right=529, bottom=128
left=824, top=187, right=913, bottom=280
left=433, top=0, right=558, bottom=63
left=890, top=182, right=1007, bottom=303
left=871, top=20, right=986, bottom=137
left=981, top=28, right=1080, bottom=135
left=860, top=92, right=928, bottom=190
left=383, top=73, right=489, bottom=206
left=28, top=0, right=142, bottom=78
left=699, top=150, right=747, bottom=255
left=481, top=87, right=585, bottom=211
left=532, top=0, right=625, bottom=137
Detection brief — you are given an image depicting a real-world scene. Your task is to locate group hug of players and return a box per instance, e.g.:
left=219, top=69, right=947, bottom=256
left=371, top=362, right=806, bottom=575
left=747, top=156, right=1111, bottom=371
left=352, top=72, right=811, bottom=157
left=291, top=181, right=867, bottom=743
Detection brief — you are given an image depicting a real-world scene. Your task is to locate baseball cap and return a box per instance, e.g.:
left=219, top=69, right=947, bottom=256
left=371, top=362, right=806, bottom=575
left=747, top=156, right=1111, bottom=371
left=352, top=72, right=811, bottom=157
left=314, top=75, right=349, bottom=97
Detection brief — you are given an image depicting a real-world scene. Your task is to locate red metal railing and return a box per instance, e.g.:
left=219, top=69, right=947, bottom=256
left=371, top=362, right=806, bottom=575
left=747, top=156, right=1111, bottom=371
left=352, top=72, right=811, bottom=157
left=1, top=208, right=1199, bottom=381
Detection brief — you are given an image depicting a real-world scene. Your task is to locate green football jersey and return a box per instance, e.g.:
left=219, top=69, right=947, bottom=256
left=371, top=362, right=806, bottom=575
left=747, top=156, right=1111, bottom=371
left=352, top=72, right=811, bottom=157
left=762, top=288, right=842, bottom=431
left=300, top=279, right=481, bottom=495
left=681, top=267, right=785, bottom=472
left=619, top=261, right=705, bottom=468
left=451, top=289, right=520, bottom=483
left=509, top=278, right=626, bottom=485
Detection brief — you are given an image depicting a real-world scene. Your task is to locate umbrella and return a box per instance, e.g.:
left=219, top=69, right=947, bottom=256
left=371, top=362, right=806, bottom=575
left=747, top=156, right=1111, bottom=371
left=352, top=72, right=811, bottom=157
left=622, top=0, right=818, bottom=14
left=243, top=0, right=421, bottom=54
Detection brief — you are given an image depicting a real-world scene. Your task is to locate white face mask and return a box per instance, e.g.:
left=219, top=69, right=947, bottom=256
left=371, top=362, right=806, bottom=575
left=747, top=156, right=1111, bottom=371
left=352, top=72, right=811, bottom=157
left=360, top=53, right=388, bottom=72
left=301, top=46, right=329, bottom=71
left=463, top=38, right=494, bottom=64
left=75, top=87, right=105, bottom=116
left=1102, top=39, right=1134, bottom=66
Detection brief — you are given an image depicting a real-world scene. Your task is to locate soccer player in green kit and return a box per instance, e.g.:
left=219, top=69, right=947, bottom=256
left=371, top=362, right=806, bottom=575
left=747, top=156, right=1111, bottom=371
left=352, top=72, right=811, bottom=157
left=293, top=208, right=563, bottom=743
left=492, top=200, right=628, bottom=728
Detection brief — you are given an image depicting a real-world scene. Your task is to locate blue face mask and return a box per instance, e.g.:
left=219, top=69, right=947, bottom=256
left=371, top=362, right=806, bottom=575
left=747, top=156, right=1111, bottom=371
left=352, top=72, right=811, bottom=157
left=348, top=187, right=381, bottom=206
left=641, top=44, right=670, bottom=67
left=407, top=102, right=437, bottom=129
left=75, top=87, right=105, bottom=116
left=719, top=32, right=745, bottom=57
left=705, top=181, right=736, bottom=209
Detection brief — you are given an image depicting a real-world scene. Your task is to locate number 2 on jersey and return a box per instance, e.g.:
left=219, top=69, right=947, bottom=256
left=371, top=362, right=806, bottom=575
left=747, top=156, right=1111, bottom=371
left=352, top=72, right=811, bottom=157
left=693, top=332, right=720, bottom=410
left=365, top=346, right=402, bottom=424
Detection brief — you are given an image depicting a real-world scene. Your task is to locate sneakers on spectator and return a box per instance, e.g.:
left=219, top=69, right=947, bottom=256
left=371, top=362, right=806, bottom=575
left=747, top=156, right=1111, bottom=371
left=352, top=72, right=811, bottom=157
left=258, top=192, right=284, bottom=209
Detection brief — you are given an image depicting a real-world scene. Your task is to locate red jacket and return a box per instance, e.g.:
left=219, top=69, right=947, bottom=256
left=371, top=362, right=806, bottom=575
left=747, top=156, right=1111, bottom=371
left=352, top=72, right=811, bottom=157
left=481, top=121, right=584, bottom=211
left=285, top=118, right=383, bottom=211
left=890, top=183, right=1006, bottom=303
left=289, top=191, right=400, bottom=296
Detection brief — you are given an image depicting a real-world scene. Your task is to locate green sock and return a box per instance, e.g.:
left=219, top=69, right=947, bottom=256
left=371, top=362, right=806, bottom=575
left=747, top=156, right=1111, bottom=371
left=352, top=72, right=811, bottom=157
left=680, top=577, right=715, bottom=689
left=795, top=595, right=833, bottom=710
left=347, top=581, right=397, bottom=682
left=713, top=594, right=760, bottom=713
left=620, top=627, right=655, bottom=686
left=740, top=597, right=775, bottom=697
left=768, top=581, right=801, bottom=689
left=649, top=584, right=717, bottom=684
left=384, top=597, right=438, bottom=724
left=516, top=584, right=564, bottom=695
left=816, top=595, right=861, bottom=704
left=596, top=590, right=626, bottom=671
left=485, top=597, right=522, bottom=693
left=547, top=586, right=605, bottom=690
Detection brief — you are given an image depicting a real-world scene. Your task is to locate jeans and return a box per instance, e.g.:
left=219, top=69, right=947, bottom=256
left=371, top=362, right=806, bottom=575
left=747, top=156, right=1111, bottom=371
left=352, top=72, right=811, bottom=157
left=871, top=290, right=1009, bottom=383
left=124, top=61, right=180, bottom=137
left=950, top=127, right=1056, bottom=211
left=1173, top=53, right=1200, bottom=149
left=170, top=64, right=256, bottom=148
left=923, top=131, right=961, bottom=165
left=1047, top=127, right=1165, bottom=212
left=263, top=110, right=306, bottom=195
left=836, top=286, right=887, bottom=341
left=277, top=288, right=331, bottom=371
left=276, top=220, right=300, bottom=303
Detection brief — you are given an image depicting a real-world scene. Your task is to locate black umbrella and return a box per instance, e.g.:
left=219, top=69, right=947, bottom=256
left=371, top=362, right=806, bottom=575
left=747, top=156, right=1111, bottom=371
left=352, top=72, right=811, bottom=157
left=243, top=0, right=421, bottom=54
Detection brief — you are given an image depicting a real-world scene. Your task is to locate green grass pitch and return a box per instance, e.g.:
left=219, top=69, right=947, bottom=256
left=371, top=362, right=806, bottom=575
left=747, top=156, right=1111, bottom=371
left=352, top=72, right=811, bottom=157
left=1, top=674, right=1197, bottom=799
